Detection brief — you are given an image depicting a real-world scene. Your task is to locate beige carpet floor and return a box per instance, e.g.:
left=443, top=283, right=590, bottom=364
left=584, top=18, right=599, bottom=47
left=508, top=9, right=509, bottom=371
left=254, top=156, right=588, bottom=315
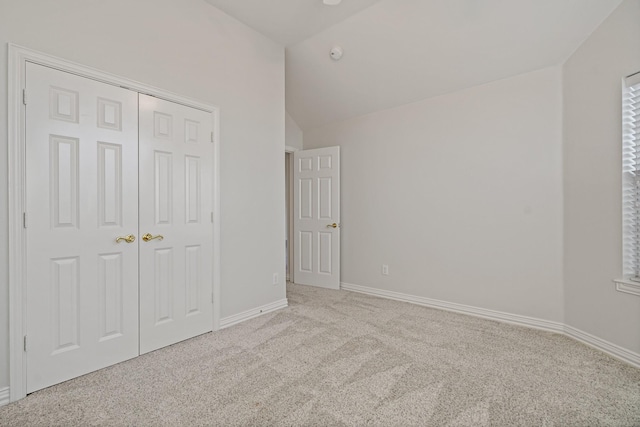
left=1, top=283, right=639, bottom=426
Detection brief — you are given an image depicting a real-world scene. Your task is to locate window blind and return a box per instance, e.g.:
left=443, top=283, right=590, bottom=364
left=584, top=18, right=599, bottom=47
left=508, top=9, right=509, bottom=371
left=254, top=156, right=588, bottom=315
left=623, top=72, right=640, bottom=279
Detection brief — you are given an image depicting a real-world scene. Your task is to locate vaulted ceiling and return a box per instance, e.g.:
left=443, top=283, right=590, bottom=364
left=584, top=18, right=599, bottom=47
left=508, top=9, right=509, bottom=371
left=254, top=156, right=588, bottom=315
left=205, top=0, right=623, bottom=131
left=203, top=0, right=382, bottom=46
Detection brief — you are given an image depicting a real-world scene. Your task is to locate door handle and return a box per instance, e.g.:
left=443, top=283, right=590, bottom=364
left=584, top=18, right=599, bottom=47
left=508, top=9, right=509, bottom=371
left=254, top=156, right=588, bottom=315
left=142, top=233, right=164, bottom=242
left=115, top=234, right=136, bottom=244
left=326, top=223, right=340, bottom=229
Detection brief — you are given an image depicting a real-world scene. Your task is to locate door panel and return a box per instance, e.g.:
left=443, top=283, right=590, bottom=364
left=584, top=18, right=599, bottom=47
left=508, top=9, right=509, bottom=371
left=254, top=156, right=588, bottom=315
left=26, top=63, right=139, bottom=393
left=98, top=253, right=125, bottom=341
left=139, top=94, right=213, bottom=354
left=293, top=147, right=341, bottom=289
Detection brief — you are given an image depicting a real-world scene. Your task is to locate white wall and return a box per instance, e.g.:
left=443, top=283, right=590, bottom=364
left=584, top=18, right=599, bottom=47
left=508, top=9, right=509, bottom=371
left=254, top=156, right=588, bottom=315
left=563, top=0, right=640, bottom=354
left=304, top=67, right=564, bottom=322
left=0, top=0, right=286, bottom=389
left=285, top=112, right=303, bottom=150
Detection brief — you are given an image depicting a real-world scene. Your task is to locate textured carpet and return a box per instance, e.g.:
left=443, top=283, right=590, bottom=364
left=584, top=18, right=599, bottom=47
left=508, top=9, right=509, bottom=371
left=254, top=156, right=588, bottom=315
left=1, top=283, right=640, bottom=426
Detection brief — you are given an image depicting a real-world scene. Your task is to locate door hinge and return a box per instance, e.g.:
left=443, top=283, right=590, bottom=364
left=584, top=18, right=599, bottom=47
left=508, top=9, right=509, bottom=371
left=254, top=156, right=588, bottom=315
left=22, top=89, right=27, bottom=105
left=23, top=336, right=27, bottom=352
left=210, top=131, right=214, bottom=143
left=23, top=212, right=28, bottom=228
left=211, top=212, right=214, bottom=223
left=211, top=293, right=214, bottom=304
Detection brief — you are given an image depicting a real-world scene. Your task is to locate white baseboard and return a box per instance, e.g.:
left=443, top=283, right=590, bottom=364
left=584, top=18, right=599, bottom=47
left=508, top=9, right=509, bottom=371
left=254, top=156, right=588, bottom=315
left=341, top=282, right=564, bottom=333
left=0, top=387, right=10, bottom=407
left=219, top=298, right=288, bottom=329
left=564, top=325, right=640, bottom=367
left=341, top=282, right=640, bottom=368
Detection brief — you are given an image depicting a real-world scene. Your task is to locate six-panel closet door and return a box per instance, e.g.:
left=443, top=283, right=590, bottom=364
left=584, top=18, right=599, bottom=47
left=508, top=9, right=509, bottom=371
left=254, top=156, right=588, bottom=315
left=25, top=63, right=140, bottom=392
left=138, top=94, right=214, bottom=354
left=24, top=63, right=214, bottom=393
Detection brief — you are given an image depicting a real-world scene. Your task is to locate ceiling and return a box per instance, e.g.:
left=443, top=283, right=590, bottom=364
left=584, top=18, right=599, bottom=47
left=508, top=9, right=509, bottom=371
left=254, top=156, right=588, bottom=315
left=205, top=0, right=623, bottom=131
left=203, top=0, right=382, bottom=46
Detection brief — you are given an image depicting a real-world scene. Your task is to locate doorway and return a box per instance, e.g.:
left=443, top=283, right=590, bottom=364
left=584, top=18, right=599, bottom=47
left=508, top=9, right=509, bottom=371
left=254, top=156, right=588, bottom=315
left=286, top=146, right=341, bottom=290
left=285, top=150, right=294, bottom=283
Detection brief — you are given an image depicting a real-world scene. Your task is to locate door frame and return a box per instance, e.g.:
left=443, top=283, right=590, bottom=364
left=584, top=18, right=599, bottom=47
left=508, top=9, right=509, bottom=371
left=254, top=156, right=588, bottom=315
left=7, top=44, right=222, bottom=402
left=284, top=146, right=298, bottom=283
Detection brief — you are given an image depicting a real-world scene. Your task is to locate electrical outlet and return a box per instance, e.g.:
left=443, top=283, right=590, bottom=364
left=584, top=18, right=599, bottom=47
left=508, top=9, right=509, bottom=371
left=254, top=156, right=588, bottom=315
left=273, top=273, right=279, bottom=285
left=382, top=265, right=389, bottom=275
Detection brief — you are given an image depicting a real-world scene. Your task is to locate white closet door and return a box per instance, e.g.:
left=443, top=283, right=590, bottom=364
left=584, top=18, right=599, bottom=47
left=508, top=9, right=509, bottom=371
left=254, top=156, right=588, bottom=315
left=293, top=147, right=341, bottom=289
left=138, top=94, right=214, bottom=354
left=25, top=63, right=139, bottom=393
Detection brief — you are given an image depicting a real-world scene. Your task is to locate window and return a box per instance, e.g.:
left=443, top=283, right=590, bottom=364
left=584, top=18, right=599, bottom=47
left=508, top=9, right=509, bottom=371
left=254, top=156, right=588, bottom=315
left=622, top=71, right=640, bottom=281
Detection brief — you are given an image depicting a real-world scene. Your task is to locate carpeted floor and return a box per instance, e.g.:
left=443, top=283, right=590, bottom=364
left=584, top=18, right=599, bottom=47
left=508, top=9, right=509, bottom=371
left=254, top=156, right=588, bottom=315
left=1, top=283, right=640, bottom=426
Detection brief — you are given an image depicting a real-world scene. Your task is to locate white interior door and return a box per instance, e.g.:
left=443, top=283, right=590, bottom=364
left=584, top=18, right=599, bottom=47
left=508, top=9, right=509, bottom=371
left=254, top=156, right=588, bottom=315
left=138, top=94, right=214, bottom=354
left=25, top=63, right=139, bottom=392
left=293, top=147, right=341, bottom=289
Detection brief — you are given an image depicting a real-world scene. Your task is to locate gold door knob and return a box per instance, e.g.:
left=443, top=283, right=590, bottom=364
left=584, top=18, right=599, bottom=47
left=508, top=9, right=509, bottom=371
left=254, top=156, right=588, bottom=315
left=142, top=233, right=164, bottom=242
left=115, top=234, right=136, bottom=243
left=326, top=223, right=339, bottom=229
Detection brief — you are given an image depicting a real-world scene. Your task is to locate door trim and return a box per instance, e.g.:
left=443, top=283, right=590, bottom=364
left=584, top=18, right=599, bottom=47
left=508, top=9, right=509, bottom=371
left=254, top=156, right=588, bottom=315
left=284, top=146, right=298, bottom=283
left=7, top=43, right=222, bottom=402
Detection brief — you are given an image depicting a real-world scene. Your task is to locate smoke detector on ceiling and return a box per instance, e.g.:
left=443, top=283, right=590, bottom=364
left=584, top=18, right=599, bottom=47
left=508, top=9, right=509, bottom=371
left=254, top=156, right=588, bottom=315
left=330, top=46, right=344, bottom=61
left=323, top=0, right=342, bottom=5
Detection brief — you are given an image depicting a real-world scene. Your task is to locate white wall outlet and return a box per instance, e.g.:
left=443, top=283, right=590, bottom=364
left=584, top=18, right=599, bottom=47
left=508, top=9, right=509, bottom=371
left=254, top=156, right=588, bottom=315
left=382, top=265, right=389, bottom=275
left=273, top=273, right=279, bottom=285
